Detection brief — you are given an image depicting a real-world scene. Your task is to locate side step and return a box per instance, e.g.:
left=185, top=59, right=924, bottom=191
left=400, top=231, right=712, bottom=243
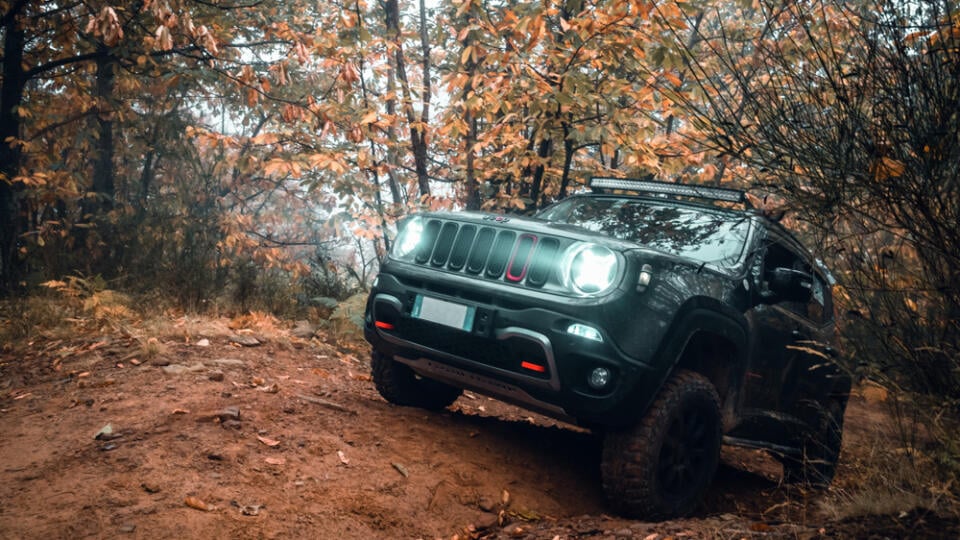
left=723, top=436, right=801, bottom=457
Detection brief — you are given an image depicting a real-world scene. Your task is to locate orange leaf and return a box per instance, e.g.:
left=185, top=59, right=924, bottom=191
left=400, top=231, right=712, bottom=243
left=663, top=71, right=683, bottom=87
left=184, top=497, right=212, bottom=511
left=257, top=435, right=280, bottom=447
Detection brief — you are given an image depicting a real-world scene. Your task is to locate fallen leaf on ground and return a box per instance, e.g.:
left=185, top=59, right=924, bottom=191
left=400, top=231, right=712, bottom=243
left=94, top=424, right=114, bottom=440
left=185, top=496, right=212, bottom=511
left=337, top=450, right=349, bottom=465
left=862, top=384, right=889, bottom=403
left=507, top=525, right=527, bottom=538
left=295, top=393, right=354, bottom=414
left=257, top=435, right=280, bottom=447
left=392, top=463, right=409, bottom=477
left=265, top=457, right=286, bottom=465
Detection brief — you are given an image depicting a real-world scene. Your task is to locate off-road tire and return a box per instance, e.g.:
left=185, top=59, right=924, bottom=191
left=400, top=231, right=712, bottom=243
left=601, top=370, right=722, bottom=519
left=371, top=350, right=462, bottom=410
left=782, top=400, right=843, bottom=486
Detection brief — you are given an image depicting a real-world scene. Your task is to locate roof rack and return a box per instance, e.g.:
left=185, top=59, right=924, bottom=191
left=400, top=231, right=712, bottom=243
left=589, top=177, right=747, bottom=205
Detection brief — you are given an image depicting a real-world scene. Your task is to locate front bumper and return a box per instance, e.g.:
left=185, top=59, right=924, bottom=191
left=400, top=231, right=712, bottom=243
left=363, top=272, right=655, bottom=425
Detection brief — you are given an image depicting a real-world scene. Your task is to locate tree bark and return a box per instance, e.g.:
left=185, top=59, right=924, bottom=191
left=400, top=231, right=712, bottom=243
left=383, top=0, right=430, bottom=199
left=1, top=10, right=27, bottom=291
left=464, top=113, right=480, bottom=210
left=90, top=45, right=117, bottom=212
left=558, top=124, right=575, bottom=200
left=384, top=63, right=405, bottom=205
left=528, top=138, right=552, bottom=210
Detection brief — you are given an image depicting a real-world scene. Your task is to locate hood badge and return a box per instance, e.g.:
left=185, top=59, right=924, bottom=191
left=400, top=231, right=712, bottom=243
left=482, top=215, right=510, bottom=223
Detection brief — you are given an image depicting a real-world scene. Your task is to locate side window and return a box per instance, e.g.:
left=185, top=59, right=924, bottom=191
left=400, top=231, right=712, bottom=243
left=759, top=241, right=826, bottom=323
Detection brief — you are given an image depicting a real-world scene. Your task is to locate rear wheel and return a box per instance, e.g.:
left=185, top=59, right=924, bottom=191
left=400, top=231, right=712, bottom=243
left=782, top=400, right=844, bottom=486
left=601, top=370, right=722, bottom=519
left=370, top=350, right=462, bottom=411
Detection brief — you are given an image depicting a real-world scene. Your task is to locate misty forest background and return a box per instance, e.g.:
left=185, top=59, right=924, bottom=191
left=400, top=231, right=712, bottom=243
left=2, top=0, right=960, bottom=503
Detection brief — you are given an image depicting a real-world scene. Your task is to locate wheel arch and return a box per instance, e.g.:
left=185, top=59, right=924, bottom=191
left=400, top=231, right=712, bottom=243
left=621, top=297, right=750, bottom=430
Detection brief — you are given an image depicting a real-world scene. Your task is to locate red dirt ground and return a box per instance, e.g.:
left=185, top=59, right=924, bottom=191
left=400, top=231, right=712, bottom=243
left=1, top=320, right=957, bottom=539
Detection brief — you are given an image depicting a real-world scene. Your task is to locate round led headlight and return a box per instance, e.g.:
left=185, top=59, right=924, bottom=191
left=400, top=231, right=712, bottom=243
left=392, top=217, right=424, bottom=259
left=562, top=243, right=619, bottom=295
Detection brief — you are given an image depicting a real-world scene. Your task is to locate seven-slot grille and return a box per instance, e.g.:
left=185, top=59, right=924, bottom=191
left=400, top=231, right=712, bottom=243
left=413, top=219, right=561, bottom=288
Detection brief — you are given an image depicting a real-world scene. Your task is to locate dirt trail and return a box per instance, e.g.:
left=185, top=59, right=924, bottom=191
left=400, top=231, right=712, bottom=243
left=0, top=325, right=955, bottom=539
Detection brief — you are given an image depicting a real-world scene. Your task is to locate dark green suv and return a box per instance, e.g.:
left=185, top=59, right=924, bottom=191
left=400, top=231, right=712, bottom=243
left=363, top=178, right=850, bottom=518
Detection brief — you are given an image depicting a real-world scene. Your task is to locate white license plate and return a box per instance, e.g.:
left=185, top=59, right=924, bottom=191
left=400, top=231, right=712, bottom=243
left=412, top=295, right=475, bottom=331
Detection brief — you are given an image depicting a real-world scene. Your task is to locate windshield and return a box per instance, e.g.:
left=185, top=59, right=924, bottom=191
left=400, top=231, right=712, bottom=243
left=537, top=196, right=751, bottom=266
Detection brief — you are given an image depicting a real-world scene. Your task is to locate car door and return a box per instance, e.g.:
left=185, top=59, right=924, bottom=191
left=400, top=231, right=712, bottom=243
left=743, top=236, right=827, bottom=417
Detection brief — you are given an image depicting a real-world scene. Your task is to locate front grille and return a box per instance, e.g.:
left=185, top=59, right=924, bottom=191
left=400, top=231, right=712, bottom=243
left=414, top=218, right=561, bottom=288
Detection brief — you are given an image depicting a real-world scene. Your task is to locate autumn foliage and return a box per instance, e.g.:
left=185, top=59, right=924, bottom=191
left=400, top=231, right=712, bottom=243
left=2, top=0, right=959, bottom=477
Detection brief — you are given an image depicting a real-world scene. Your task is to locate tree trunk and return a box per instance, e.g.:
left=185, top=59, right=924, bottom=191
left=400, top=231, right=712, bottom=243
left=383, top=0, right=430, bottom=198
left=458, top=6, right=480, bottom=210
left=90, top=46, right=117, bottom=212
left=1, top=11, right=26, bottom=291
left=529, top=138, right=552, bottom=210
left=558, top=124, right=575, bottom=200
left=464, top=113, right=480, bottom=210
left=384, top=63, right=405, bottom=205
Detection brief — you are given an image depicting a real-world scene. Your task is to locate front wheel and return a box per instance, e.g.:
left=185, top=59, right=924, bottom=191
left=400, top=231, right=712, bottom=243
left=601, top=370, right=722, bottom=519
left=370, top=350, right=462, bottom=411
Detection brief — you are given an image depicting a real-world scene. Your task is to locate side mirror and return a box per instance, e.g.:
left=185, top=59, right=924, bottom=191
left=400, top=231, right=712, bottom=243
left=763, top=267, right=813, bottom=303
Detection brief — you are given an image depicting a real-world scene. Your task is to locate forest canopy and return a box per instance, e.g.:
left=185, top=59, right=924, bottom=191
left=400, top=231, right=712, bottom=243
left=2, top=0, right=959, bottom=426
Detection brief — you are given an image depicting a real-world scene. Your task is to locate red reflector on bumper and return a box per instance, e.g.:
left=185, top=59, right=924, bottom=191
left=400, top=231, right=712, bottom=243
left=375, top=321, right=395, bottom=330
left=520, top=361, right=546, bottom=373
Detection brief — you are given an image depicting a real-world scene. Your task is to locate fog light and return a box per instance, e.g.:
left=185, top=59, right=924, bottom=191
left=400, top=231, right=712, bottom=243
left=567, top=323, right=603, bottom=342
left=588, top=367, right=612, bottom=390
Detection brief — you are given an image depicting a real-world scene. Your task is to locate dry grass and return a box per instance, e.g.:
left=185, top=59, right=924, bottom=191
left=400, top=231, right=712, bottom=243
left=819, top=391, right=959, bottom=520
left=1, top=279, right=314, bottom=357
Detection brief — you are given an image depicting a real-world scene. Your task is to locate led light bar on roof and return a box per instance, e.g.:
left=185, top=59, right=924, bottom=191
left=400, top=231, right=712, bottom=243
left=590, top=177, right=745, bottom=203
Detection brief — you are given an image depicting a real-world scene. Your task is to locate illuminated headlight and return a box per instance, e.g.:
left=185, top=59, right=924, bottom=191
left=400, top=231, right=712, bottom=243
left=562, top=243, right=619, bottom=295
left=392, top=217, right=424, bottom=259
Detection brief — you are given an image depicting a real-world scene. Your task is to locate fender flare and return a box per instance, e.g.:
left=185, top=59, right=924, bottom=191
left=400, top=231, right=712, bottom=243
left=619, top=297, right=750, bottom=423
